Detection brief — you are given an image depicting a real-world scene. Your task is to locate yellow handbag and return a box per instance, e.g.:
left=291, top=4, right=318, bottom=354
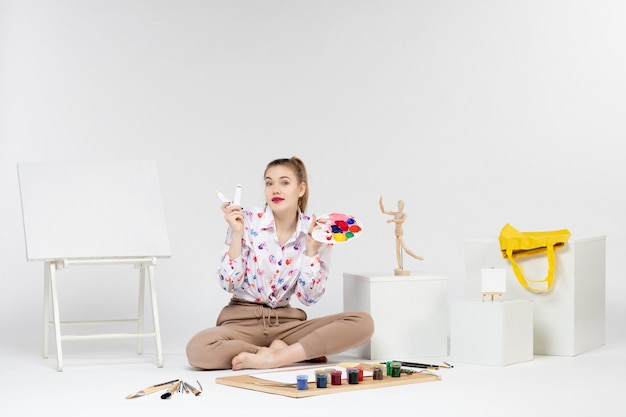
left=498, top=223, right=571, bottom=293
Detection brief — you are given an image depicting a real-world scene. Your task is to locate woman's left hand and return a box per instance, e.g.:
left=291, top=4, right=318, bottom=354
left=306, top=214, right=325, bottom=255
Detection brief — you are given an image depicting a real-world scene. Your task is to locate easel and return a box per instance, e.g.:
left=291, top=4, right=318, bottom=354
left=43, top=257, right=163, bottom=371
left=18, top=160, right=171, bottom=371
left=481, top=268, right=506, bottom=303
left=481, top=292, right=504, bottom=302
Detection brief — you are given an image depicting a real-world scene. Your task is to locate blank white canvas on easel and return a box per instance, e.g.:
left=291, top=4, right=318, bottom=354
left=17, top=159, right=171, bottom=371
left=18, top=160, right=171, bottom=261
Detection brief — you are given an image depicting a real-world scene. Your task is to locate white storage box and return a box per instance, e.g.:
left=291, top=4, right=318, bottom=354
left=343, top=273, right=448, bottom=360
left=464, top=236, right=605, bottom=356
left=450, top=300, right=533, bottom=366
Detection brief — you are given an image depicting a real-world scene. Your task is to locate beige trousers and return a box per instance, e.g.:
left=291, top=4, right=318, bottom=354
left=185, top=298, right=374, bottom=370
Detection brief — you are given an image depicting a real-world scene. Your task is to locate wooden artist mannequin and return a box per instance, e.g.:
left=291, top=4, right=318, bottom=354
left=379, top=196, right=424, bottom=275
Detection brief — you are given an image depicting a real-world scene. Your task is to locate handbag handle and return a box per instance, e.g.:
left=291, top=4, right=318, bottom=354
left=505, top=244, right=556, bottom=293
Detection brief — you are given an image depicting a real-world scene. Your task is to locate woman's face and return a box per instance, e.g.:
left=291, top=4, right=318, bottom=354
left=264, top=165, right=305, bottom=214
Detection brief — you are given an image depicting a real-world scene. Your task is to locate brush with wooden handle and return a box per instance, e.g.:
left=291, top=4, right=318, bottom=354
left=160, top=380, right=182, bottom=399
left=125, top=379, right=179, bottom=399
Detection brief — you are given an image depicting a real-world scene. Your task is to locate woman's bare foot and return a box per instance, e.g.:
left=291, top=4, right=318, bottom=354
left=231, top=340, right=306, bottom=371
left=270, top=339, right=326, bottom=364
left=268, top=339, right=288, bottom=350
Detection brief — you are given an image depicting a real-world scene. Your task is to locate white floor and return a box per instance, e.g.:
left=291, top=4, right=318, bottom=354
left=3, top=338, right=625, bottom=417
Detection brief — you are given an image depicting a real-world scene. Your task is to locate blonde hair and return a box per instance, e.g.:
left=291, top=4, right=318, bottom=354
left=264, top=156, right=309, bottom=213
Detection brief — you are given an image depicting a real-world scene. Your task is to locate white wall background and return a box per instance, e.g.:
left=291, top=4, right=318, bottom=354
left=1, top=0, right=624, bottom=357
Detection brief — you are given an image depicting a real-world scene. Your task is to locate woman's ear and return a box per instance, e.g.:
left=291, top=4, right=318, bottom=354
left=299, top=182, right=306, bottom=197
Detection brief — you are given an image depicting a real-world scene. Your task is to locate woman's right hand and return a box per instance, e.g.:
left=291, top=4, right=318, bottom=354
left=222, top=202, right=244, bottom=233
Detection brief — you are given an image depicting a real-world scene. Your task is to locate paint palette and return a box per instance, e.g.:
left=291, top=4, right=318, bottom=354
left=311, top=213, right=363, bottom=243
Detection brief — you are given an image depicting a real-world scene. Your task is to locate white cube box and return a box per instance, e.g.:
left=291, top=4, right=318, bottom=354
left=464, top=236, right=606, bottom=356
left=450, top=300, right=533, bottom=366
left=343, top=273, right=448, bottom=360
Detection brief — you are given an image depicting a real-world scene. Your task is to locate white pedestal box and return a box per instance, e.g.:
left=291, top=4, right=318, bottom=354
left=343, top=273, right=448, bottom=360
left=464, top=236, right=606, bottom=356
left=450, top=300, right=533, bottom=366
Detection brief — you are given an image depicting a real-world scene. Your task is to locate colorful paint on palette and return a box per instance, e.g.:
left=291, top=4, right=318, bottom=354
left=312, top=213, right=363, bottom=243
